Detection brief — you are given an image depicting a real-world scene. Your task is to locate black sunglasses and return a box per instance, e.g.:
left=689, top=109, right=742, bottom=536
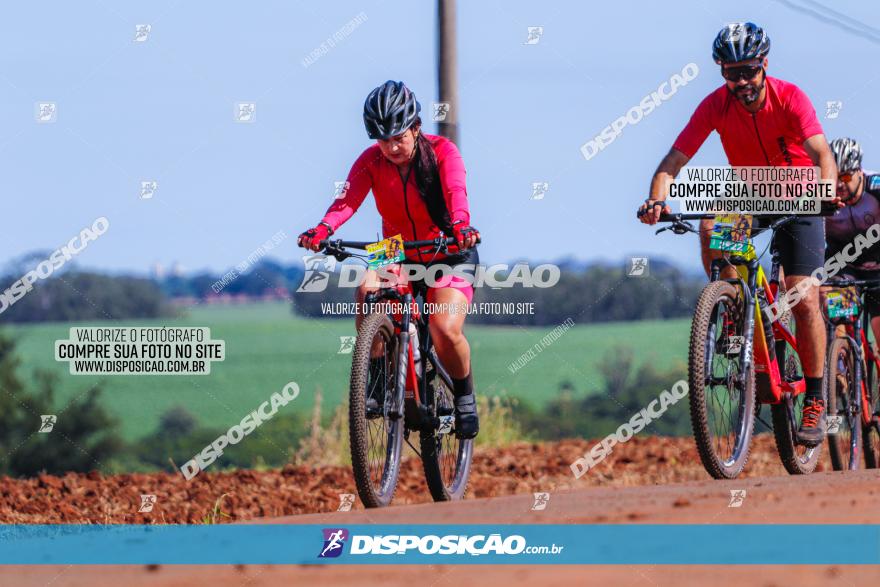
left=721, top=65, right=763, bottom=82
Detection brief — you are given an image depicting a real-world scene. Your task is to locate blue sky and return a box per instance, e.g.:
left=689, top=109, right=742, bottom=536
left=2, top=0, right=878, bottom=274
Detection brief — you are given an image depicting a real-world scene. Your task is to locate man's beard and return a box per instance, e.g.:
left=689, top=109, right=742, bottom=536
left=839, top=173, right=863, bottom=203
left=734, top=79, right=764, bottom=105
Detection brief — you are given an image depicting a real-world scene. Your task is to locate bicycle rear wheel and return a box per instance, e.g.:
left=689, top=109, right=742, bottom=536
left=349, top=313, right=404, bottom=508
left=863, top=354, right=880, bottom=468
left=770, top=310, right=822, bottom=475
left=688, top=280, right=755, bottom=479
left=826, top=337, right=862, bottom=470
left=420, top=352, right=473, bottom=502
left=865, top=422, right=880, bottom=468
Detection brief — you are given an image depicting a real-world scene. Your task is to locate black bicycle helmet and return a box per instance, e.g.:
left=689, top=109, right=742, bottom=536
left=830, top=137, right=863, bottom=174
left=712, top=22, right=770, bottom=64
left=363, top=80, right=421, bottom=140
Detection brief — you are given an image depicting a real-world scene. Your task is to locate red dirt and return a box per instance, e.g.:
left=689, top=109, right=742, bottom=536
left=5, top=435, right=880, bottom=586
left=6, top=439, right=880, bottom=586
left=0, top=434, right=838, bottom=524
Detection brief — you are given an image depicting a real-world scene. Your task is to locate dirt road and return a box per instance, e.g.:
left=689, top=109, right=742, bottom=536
left=0, top=434, right=853, bottom=524
left=8, top=463, right=880, bottom=586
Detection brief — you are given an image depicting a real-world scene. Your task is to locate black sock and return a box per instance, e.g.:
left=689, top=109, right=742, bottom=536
left=451, top=372, right=473, bottom=397
left=805, top=376, right=823, bottom=400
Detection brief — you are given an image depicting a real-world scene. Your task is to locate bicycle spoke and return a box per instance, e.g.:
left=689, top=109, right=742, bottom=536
left=437, top=384, right=458, bottom=488
left=704, top=300, right=744, bottom=466
left=833, top=345, right=856, bottom=467
left=358, top=323, right=400, bottom=500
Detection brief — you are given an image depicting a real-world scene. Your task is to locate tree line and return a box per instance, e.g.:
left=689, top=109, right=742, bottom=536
left=1, top=251, right=701, bottom=326
left=292, top=258, right=703, bottom=326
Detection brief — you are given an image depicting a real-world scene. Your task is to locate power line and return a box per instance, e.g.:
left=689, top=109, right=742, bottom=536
left=773, top=0, right=880, bottom=46
left=799, top=0, right=880, bottom=37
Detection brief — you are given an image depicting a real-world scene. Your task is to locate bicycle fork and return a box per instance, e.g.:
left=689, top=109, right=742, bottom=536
left=712, top=257, right=758, bottom=389
left=837, top=318, right=865, bottom=429
left=390, top=293, right=414, bottom=421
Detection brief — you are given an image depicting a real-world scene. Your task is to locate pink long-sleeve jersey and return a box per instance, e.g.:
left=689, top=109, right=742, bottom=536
left=320, top=134, right=470, bottom=262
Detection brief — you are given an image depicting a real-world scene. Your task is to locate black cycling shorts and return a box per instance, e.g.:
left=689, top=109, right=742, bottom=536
left=760, top=216, right=825, bottom=277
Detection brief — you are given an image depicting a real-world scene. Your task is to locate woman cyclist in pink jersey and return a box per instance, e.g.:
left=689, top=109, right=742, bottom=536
left=298, top=81, right=481, bottom=438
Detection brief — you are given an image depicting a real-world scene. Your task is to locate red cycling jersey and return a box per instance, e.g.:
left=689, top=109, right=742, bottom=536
left=673, top=76, right=824, bottom=167
left=321, top=134, right=470, bottom=262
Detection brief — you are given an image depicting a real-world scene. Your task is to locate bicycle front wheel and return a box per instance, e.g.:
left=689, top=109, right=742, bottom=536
left=420, top=354, right=473, bottom=502
left=688, top=280, right=756, bottom=479
left=863, top=353, right=879, bottom=468
left=349, top=313, right=404, bottom=508
left=826, top=337, right=862, bottom=470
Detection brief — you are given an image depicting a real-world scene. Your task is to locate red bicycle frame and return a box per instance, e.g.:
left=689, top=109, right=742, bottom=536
left=838, top=326, right=880, bottom=426
left=752, top=275, right=805, bottom=404
left=382, top=265, right=423, bottom=404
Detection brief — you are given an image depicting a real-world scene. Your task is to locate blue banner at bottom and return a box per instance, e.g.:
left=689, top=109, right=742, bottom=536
left=0, top=524, right=878, bottom=565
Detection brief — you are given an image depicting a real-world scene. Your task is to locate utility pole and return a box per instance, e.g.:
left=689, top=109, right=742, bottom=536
left=437, top=0, right=459, bottom=146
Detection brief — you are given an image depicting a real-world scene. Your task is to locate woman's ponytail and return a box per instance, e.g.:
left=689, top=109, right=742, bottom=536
left=412, top=120, right=453, bottom=234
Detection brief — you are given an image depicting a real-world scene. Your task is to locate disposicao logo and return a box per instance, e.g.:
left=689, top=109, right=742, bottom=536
left=318, top=528, right=349, bottom=558
left=297, top=254, right=337, bottom=293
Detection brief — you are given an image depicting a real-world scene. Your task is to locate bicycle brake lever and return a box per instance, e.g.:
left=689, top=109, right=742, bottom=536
left=671, top=220, right=695, bottom=235
left=323, top=241, right=352, bottom=261
left=655, top=226, right=671, bottom=235
left=437, top=233, right=450, bottom=251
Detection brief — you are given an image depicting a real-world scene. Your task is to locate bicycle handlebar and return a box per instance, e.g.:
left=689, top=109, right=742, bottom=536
left=825, top=277, right=880, bottom=289
left=313, top=236, right=482, bottom=263
left=317, top=236, right=479, bottom=250
left=656, top=213, right=801, bottom=233
left=645, top=206, right=839, bottom=222
left=648, top=208, right=839, bottom=237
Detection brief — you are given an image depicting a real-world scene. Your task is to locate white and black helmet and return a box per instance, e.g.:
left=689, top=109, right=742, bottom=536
left=363, top=80, right=421, bottom=140
left=830, top=137, right=863, bottom=174
left=712, top=22, right=770, bottom=64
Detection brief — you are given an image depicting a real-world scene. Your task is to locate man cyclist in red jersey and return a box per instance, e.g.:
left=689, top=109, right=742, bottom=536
left=638, top=22, right=838, bottom=446
left=298, top=81, right=482, bottom=439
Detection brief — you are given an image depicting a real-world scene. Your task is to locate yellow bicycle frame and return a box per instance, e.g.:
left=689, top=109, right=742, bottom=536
left=728, top=243, right=800, bottom=402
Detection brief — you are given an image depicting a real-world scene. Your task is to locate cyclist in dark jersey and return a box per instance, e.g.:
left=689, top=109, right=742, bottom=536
left=824, top=138, right=880, bottom=342
left=637, top=22, right=839, bottom=446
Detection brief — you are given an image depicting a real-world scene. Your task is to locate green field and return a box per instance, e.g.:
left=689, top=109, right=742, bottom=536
left=6, top=302, right=689, bottom=441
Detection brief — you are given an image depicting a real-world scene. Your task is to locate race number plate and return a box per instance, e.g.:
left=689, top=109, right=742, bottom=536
left=709, top=214, right=753, bottom=253
left=826, top=287, right=858, bottom=319
left=366, top=234, right=405, bottom=268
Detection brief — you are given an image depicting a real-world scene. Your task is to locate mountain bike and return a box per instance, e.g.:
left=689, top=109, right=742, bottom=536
left=648, top=212, right=823, bottom=479
left=318, top=236, right=475, bottom=507
left=822, top=277, right=880, bottom=470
